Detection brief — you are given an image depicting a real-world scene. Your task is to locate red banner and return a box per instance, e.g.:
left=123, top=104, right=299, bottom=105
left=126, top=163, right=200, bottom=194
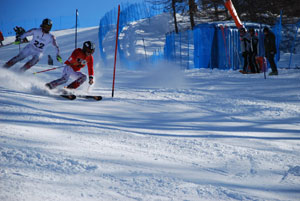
left=224, top=0, right=243, bottom=29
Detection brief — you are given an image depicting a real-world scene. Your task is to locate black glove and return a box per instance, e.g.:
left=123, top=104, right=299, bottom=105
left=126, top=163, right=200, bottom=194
left=89, top=76, right=94, bottom=85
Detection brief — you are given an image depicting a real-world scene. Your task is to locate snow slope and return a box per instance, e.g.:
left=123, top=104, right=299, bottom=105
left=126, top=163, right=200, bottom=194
left=1, top=18, right=300, bottom=201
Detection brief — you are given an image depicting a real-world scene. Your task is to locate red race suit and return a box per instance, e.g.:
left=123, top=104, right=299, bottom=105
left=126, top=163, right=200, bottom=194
left=65, top=48, right=94, bottom=77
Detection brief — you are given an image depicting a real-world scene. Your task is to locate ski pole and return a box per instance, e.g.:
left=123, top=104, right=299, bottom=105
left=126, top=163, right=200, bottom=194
left=32, top=65, right=64, bottom=75
left=263, top=57, right=267, bottom=79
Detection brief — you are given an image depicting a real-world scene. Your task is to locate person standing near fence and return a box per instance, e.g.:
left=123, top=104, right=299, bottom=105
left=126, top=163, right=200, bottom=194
left=2, top=18, right=62, bottom=72
left=239, top=28, right=252, bottom=73
left=263, top=27, right=278, bottom=75
left=249, top=28, right=260, bottom=73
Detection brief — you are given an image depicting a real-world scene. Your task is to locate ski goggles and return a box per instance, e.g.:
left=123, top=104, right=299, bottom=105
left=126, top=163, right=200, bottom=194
left=86, top=48, right=95, bottom=54
left=42, top=24, right=52, bottom=32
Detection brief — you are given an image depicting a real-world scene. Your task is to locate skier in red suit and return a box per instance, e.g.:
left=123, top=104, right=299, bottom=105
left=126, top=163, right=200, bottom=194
left=46, top=41, right=95, bottom=90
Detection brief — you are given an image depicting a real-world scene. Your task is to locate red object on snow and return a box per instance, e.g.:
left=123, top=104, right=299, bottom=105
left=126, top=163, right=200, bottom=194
left=256, top=56, right=267, bottom=72
left=0, top=31, right=4, bottom=41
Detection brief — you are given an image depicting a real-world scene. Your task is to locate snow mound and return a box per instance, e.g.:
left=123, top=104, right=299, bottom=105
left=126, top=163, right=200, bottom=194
left=0, top=146, right=97, bottom=174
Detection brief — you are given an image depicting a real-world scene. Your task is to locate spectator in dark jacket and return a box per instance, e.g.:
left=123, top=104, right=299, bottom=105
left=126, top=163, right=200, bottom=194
left=239, top=28, right=251, bottom=73
left=263, top=27, right=278, bottom=75
left=249, top=28, right=260, bottom=73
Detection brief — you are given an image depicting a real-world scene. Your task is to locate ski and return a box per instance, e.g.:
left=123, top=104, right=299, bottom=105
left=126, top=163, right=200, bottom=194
left=60, top=94, right=76, bottom=100
left=46, top=87, right=101, bottom=101
left=59, top=94, right=102, bottom=101
left=77, top=95, right=102, bottom=101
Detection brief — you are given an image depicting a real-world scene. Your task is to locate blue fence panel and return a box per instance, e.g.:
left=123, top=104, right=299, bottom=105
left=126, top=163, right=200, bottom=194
left=272, top=19, right=282, bottom=62
left=215, top=27, right=228, bottom=69
left=149, top=49, right=164, bottom=64
left=165, top=24, right=241, bottom=70
left=288, top=21, right=300, bottom=68
left=164, top=21, right=289, bottom=70
left=211, top=26, right=242, bottom=70
left=225, top=28, right=241, bottom=70
left=163, top=30, right=194, bottom=69
left=98, top=2, right=163, bottom=66
left=193, top=24, right=215, bottom=69
left=229, top=29, right=241, bottom=70
left=99, top=7, right=119, bottom=64
left=164, top=33, right=176, bottom=61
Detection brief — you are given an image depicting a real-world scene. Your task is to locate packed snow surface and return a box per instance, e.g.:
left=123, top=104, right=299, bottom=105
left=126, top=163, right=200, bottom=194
left=0, top=22, right=300, bottom=201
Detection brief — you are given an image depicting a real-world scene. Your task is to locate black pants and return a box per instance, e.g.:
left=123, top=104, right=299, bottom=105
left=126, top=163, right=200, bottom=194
left=242, top=53, right=249, bottom=72
left=249, top=52, right=259, bottom=73
left=266, top=53, right=278, bottom=73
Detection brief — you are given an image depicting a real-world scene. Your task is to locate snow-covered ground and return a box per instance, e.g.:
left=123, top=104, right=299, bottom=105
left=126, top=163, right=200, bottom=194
left=1, top=17, right=300, bottom=201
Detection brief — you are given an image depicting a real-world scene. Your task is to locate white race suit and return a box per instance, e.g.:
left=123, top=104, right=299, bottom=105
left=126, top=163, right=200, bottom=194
left=4, top=28, right=60, bottom=71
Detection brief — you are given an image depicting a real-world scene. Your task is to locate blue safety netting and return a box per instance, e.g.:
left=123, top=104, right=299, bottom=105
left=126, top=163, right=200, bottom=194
left=193, top=24, right=215, bottom=69
left=164, top=22, right=272, bottom=70
left=98, top=6, right=119, bottom=64
left=288, top=21, right=300, bottom=68
left=272, top=12, right=282, bottom=63
left=149, top=49, right=164, bottom=64
left=98, top=2, right=163, bottom=66
left=212, top=25, right=241, bottom=70
left=164, top=33, right=176, bottom=61
left=98, top=2, right=289, bottom=70
left=164, top=30, right=194, bottom=69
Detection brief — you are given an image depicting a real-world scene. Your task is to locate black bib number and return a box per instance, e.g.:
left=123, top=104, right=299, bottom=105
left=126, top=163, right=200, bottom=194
left=34, top=40, right=45, bottom=49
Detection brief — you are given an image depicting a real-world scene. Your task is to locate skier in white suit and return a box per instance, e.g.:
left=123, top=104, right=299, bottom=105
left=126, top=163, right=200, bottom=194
left=3, top=18, right=62, bottom=72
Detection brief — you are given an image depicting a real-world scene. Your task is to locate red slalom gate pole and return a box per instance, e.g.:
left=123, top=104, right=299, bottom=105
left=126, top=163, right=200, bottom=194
left=112, top=5, right=121, bottom=98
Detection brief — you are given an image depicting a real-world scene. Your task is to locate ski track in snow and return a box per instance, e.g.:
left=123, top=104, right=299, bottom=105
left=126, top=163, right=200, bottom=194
left=1, top=26, right=300, bottom=201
